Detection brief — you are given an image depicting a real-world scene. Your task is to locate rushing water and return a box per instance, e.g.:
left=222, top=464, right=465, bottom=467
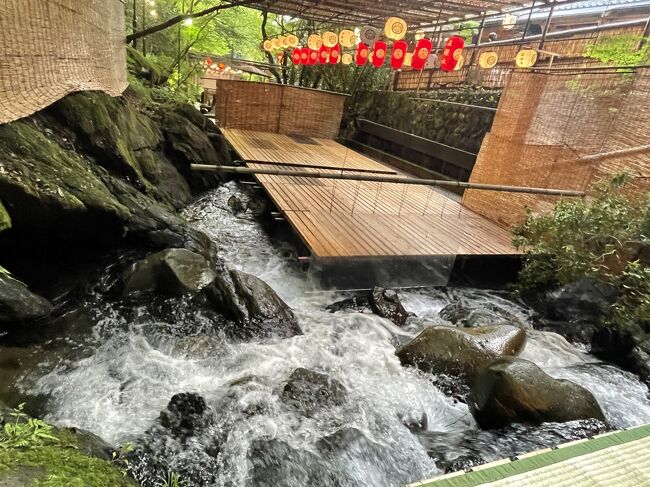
left=8, top=182, right=650, bottom=486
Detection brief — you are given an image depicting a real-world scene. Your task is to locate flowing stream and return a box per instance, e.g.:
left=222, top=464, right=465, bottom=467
left=6, top=182, right=650, bottom=486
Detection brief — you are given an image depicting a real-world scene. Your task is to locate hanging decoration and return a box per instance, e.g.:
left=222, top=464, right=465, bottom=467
left=355, top=42, right=370, bottom=66
left=322, top=31, right=339, bottom=48
left=205, top=58, right=213, bottom=67
left=424, top=52, right=439, bottom=70
left=390, top=40, right=408, bottom=69
left=502, top=13, right=517, bottom=30
left=287, top=34, right=299, bottom=47
left=360, top=26, right=379, bottom=45
left=339, top=30, right=356, bottom=48
left=372, top=41, right=387, bottom=67
left=403, top=52, right=413, bottom=67
left=478, top=51, right=498, bottom=69
left=300, top=47, right=310, bottom=65
left=318, top=44, right=330, bottom=64
left=515, top=49, right=537, bottom=67
left=440, top=36, right=465, bottom=71
left=307, top=34, right=323, bottom=50
left=279, top=36, right=288, bottom=48
left=454, top=55, right=465, bottom=70
left=329, top=44, right=341, bottom=64
left=271, top=38, right=280, bottom=50
left=411, top=38, right=432, bottom=70
left=291, top=48, right=301, bottom=65
left=309, top=49, right=319, bottom=65
left=384, top=17, right=407, bottom=40
left=262, top=39, right=273, bottom=51
left=342, top=53, right=353, bottom=65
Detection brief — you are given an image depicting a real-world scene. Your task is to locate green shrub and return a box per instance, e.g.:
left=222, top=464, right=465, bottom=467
left=513, top=174, right=649, bottom=330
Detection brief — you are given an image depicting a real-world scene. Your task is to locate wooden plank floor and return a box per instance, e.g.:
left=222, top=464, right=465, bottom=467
left=222, top=128, right=519, bottom=259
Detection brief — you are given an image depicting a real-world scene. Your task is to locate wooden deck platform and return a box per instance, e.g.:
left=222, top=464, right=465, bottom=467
left=221, top=129, right=518, bottom=260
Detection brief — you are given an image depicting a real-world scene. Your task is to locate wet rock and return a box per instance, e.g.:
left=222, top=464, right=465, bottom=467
left=396, top=325, right=526, bottom=379
left=442, top=454, right=486, bottom=474
left=629, top=338, right=650, bottom=385
left=122, top=248, right=217, bottom=296
left=248, top=439, right=330, bottom=486
left=126, top=45, right=169, bottom=86
left=0, top=273, right=52, bottom=326
left=65, top=427, right=115, bottom=461
left=545, top=279, right=618, bottom=324
left=439, top=300, right=526, bottom=328
left=326, top=292, right=371, bottom=314
left=370, top=287, right=413, bottom=327
left=227, top=194, right=247, bottom=214
left=469, top=357, right=606, bottom=429
left=207, top=269, right=301, bottom=340
left=399, top=412, right=428, bottom=433
left=280, top=368, right=347, bottom=416
left=158, top=392, right=212, bottom=439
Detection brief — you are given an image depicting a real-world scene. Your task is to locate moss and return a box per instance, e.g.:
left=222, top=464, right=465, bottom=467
left=0, top=199, right=11, bottom=232
left=126, top=46, right=168, bottom=86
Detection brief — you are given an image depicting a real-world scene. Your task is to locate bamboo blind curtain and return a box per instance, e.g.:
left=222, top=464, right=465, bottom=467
left=0, top=0, right=128, bottom=124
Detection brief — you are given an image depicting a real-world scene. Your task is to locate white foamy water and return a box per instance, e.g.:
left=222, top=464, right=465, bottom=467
left=22, top=183, right=650, bottom=486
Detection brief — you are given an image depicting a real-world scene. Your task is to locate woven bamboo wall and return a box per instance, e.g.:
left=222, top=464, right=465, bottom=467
left=213, top=80, right=346, bottom=139
left=0, top=0, right=127, bottom=124
left=462, top=68, right=650, bottom=228
left=397, top=25, right=645, bottom=90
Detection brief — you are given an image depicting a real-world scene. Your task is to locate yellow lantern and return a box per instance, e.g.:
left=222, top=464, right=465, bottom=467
left=262, top=39, right=273, bottom=51
left=279, top=36, right=289, bottom=48
left=271, top=38, right=280, bottom=50
left=339, top=29, right=356, bottom=48
left=322, top=31, right=339, bottom=48
left=342, top=53, right=353, bottom=65
left=454, top=55, right=465, bottom=70
left=287, top=34, right=299, bottom=47
left=307, top=34, right=323, bottom=50
left=515, top=49, right=537, bottom=67
left=478, top=51, right=498, bottom=69
left=403, top=52, right=413, bottom=67
left=384, top=17, right=408, bottom=40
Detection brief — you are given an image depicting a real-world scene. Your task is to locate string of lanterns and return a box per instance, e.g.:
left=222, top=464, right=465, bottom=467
left=261, top=16, right=540, bottom=71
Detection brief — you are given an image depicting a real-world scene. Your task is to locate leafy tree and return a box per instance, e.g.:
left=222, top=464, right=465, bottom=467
left=585, top=34, right=650, bottom=67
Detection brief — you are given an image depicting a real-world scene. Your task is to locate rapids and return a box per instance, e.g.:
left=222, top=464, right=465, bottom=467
left=7, top=182, right=650, bottom=486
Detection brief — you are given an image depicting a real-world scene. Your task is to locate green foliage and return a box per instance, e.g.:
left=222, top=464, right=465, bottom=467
left=455, top=21, right=480, bottom=43
left=0, top=404, right=58, bottom=450
left=513, top=174, right=650, bottom=330
left=585, top=34, right=650, bottom=67
left=157, top=471, right=187, bottom=487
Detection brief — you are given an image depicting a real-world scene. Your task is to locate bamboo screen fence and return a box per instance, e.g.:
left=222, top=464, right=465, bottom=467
left=0, top=0, right=128, bottom=124
left=396, top=24, right=646, bottom=90
left=212, top=79, right=347, bottom=139
left=462, top=67, right=650, bottom=227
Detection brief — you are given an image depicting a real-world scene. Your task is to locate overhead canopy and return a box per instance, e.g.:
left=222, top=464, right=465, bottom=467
left=233, top=0, right=544, bottom=27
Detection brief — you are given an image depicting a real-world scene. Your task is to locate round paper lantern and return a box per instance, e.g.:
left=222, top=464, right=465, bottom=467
left=291, top=48, right=301, bottom=65
left=287, top=34, right=299, bottom=47
left=503, top=13, right=517, bottom=30
left=355, top=43, right=369, bottom=66
left=384, top=17, right=407, bottom=40
left=279, top=36, right=289, bottom=48
left=271, top=38, right=280, bottom=50
left=318, top=45, right=330, bottom=64
left=411, top=38, right=432, bottom=70
left=300, top=47, right=310, bottom=65
left=205, top=57, right=213, bottom=66
left=403, top=52, right=413, bottom=67
left=440, top=36, right=465, bottom=71
left=390, top=40, right=408, bottom=69
left=262, top=39, right=273, bottom=51
left=322, top=31, right=338, bottom=48
left=372, top=41, right=387, bottom=68
left=328, top=44, right=341, bottom=64
left=309, top=49, right=319, bottom=65
left=307, top=34, right=323, bottom=50
left=339, top=29, right=356, bottom=48
left=454, top=55, right=465, bottom=70
left=478, top=51, right=498, bottom=69
left=342, top=53, right=353, bottom=65
left=424, top=53, right=439, bottom=69
left=515, top=49, right=537, bottom=67
left=360, top=26, right=379, bottom=45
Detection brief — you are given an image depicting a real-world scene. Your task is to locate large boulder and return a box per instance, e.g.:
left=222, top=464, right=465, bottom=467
left=469, top=357, right=606, bottom=429
left=280, top=368, right=347, bottom=417
left=396, top=325, right=526, bottom=379
left=158, top=392, right=213, bottom=440
left=545, top=278, right=618, bottom=324
left=206, top=270, right=301, bottom=340
left=122, top=248, right=217, bottom=296
left=370, top=287, right=413, bottom=327
left=0, top=200, right=11, bottom=233
left=439, top=300, right=526, bottom=328
left=0, top=273, right=52, bottom=325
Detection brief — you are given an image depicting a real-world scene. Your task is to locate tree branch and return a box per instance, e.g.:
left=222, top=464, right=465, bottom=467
left=261, top=10, right=282, bottom=83
left=126, top=0, right=259, bottom=43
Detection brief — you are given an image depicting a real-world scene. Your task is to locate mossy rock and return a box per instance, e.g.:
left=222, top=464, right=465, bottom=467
left=0, top=200, right=11, bottom=233
left=126, top=45, right=168, bottom=86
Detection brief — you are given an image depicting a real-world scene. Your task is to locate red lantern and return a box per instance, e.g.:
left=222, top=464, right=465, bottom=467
left=372, top=41, right=387, bottom=68
left=440, top=36, right=465, bottom=72
left=300, top=47, right=310, bottom=65
left=355, top=43, right=369, bottom=66
left=318, top=45, right=330, bottom=64
left=309, top=49, right=319, bottom=65
left=205, top=58, right=213, bottom=66
left=411, top=38, right=433, bottom=70
left=390, top=40, right=408, bottom=69
left=292, top=48, right=301, bottom=65
left=328, top=44, right=341, bottom=64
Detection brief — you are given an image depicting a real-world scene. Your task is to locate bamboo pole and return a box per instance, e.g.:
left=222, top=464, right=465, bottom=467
left=191, top=164, right=586, bottom=197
